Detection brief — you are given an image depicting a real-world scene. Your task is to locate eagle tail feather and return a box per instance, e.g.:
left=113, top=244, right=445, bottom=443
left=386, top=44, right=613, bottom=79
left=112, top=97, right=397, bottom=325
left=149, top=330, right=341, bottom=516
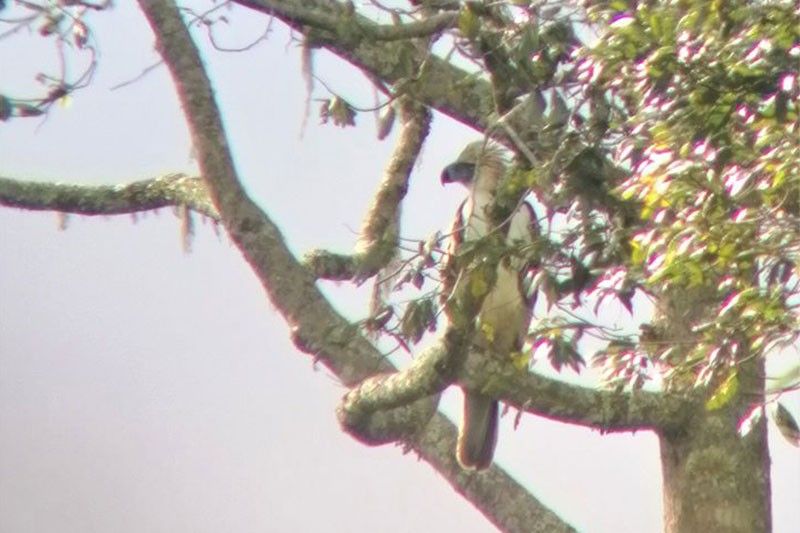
left=457, top=392, right=498, bottom=470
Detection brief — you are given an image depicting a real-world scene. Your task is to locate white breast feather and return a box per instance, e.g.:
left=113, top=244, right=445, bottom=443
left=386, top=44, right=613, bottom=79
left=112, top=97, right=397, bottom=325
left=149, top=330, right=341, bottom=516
left=460, top=196, right=533, bottom=353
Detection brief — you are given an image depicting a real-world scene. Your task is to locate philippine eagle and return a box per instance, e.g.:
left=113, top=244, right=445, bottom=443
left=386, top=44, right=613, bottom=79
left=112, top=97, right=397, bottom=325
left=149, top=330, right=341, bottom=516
left=440, top=141, right=537, bottom=470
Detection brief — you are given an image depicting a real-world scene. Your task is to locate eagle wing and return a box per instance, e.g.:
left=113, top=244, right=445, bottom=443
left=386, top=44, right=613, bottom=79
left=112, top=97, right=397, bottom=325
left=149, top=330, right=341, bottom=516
left=441, top=198, right=538, bottom=344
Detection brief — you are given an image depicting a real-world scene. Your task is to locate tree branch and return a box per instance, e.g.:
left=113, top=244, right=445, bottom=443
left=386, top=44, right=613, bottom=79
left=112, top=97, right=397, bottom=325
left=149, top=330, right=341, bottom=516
left=229, top=0, right=575, bottom=170
left=336, top=329, right=465, bottom=441
left=340, top=334, right=689, bottom=436
left=305, top=98, right=431, bottom=281
left=231, top=0, right=635, bottom=222
left=136, top=2, right=573, bottom=531
left=0, top=173, right=219, bottom=220
left=414, top=412, right=577, bottom=533
left=233, top=1, right=458, bottom=41
left=232, top=0, right=495, bottom=131
left=459, top=348, right=690, bottom=433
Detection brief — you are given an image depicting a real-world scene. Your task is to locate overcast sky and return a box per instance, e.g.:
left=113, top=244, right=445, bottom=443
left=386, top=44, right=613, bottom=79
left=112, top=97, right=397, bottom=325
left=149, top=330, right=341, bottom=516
left=0, top=3, right=797, bottom=532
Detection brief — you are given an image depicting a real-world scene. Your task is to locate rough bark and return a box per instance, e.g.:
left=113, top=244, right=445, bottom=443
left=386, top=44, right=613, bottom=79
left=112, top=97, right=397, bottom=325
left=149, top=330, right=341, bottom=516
left=0, top=174, right=218, bottom=220
left=654, top=289, right=772, bottom=532
left=659, top=405, right=771, bottom=533
left=414, top=413, right=576, bottom=533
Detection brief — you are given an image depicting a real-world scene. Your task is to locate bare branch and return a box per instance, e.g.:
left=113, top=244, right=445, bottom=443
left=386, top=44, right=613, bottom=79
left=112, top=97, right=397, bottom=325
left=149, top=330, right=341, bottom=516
left=109, top=60, right=164, bottom=91
left=0, top=173, right=219, bottom=220
left=0, top=0, right=103, bottom=120
left=305, top=97, right=431, bottom=281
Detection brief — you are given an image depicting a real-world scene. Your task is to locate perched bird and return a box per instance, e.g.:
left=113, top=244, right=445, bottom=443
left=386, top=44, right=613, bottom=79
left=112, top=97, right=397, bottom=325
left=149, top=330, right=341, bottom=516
left=440, top=141, right=537, bottom=470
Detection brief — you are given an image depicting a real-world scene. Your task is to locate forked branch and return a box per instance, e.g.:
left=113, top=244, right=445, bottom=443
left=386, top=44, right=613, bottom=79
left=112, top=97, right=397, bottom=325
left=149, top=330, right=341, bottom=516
left=135, top=2, right=573, bottom=531
left=305, top=97, right=431, bottom=281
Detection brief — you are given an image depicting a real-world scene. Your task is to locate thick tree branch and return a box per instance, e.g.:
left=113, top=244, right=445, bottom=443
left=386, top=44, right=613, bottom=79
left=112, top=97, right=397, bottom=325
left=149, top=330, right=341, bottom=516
left=236, top=1, right=457, bottom=41
left=232, top=0, right=494, bottom=130
left=459, top=349, right=690, bottom=433
left=336, top=328, right=467, bottom=441
left=230, top=1, right=578, bottom=172
left=231, top=0, right=637, bottom=227
left=305, top=98, right=431, bottom=281
left=0, top=174, right=219, bottom=220
left=137, top=0, right=378, bottom=384
left=414, top=412, right=577, bottom=533
left=340, top=336, right=689, bottom=436
left=136, top=2, right=572, bottom=531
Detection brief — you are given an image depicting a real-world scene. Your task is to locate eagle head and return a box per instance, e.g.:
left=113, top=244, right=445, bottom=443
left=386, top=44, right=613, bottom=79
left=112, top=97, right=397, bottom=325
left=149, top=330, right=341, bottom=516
left=440, top=141, right=505, bottom=190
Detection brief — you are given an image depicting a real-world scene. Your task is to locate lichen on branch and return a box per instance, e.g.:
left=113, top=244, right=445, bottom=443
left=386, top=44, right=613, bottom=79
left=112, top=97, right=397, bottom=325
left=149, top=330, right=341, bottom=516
left=0, top=173, right=218, bottom=219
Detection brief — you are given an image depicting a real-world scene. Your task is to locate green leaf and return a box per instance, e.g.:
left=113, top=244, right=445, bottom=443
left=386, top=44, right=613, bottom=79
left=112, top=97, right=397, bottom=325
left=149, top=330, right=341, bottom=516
left=705, top=371, right=739, bottom=411
left=319, top=96, right=356, bottom=128
left=399, top=298, right=436, bottom=344
left=617, top=289, right=634, bottom=315
left=768, top=364, right=800, bottom=393
left=547, top=337, right=585, bottom=373
left=458, top=7, right=479, bottom=39
left=469, top=268, right=489, bottom=298
left=774, top=403, right=800, bottom=447
left=649, top=14, right=663, bottom=40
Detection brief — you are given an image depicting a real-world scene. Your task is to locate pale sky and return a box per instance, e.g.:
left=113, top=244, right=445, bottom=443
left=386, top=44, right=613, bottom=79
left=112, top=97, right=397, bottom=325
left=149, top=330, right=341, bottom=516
left=0, top=3, right=797, bottom=532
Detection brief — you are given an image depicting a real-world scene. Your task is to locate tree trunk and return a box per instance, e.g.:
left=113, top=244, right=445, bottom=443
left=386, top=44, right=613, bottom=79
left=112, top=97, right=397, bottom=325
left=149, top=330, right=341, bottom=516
left=658, top=397, right=771, bottom=532
left=655, top=287, right=772, bottom=533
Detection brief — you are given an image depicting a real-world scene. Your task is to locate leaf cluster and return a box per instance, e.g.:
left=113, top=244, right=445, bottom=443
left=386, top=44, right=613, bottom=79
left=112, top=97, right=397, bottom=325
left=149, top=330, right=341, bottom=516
left=585, top=0, right=800, bottom=393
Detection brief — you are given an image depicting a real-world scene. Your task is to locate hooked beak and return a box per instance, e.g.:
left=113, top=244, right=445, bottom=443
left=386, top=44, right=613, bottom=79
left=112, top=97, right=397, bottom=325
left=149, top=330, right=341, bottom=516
left=440, top=162, right=476, bottom=185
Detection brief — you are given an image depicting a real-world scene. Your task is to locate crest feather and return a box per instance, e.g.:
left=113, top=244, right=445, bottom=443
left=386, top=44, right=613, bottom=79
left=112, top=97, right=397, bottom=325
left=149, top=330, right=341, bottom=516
left=455, top=141, right=506, bottom=187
